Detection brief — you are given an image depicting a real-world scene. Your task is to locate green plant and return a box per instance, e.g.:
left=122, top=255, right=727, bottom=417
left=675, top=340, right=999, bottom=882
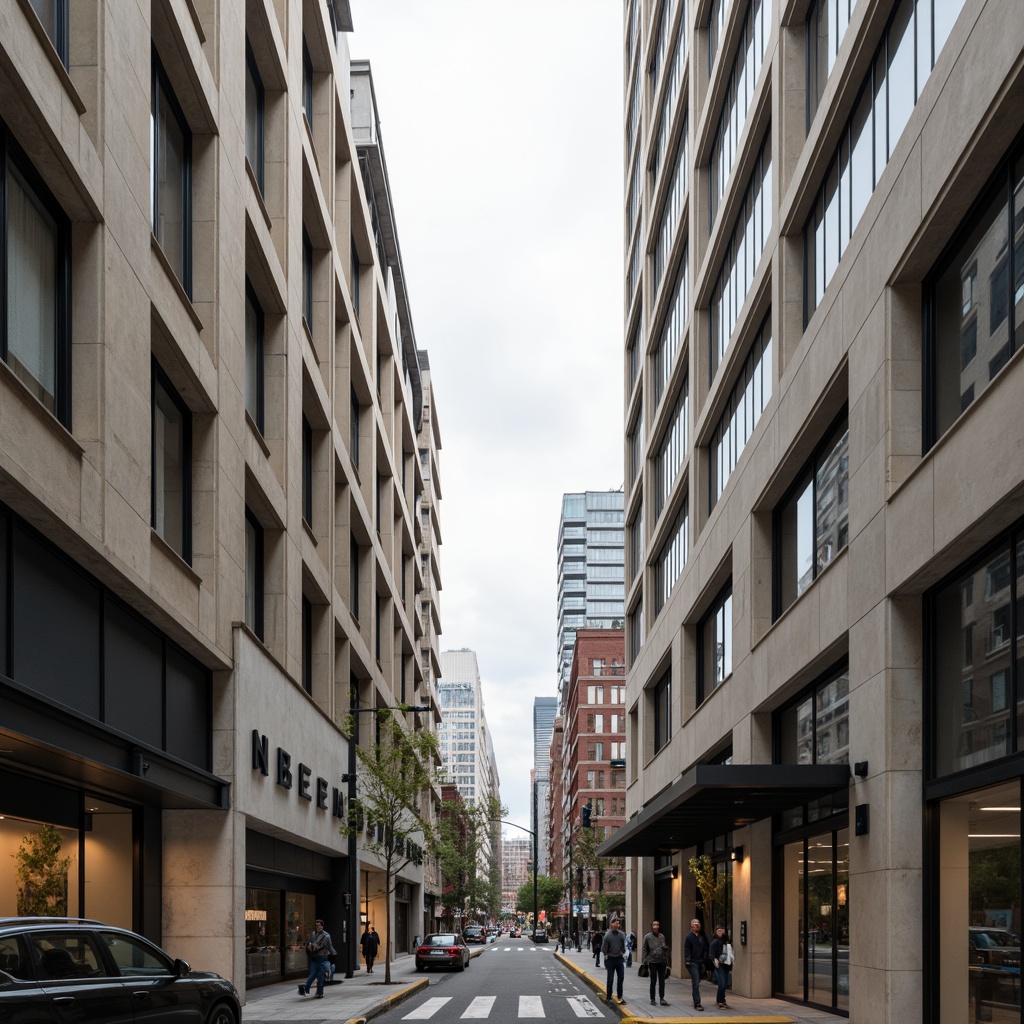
left=688, top=853, right=725, bottom=917
left=15, top=823, right=72, bottom=917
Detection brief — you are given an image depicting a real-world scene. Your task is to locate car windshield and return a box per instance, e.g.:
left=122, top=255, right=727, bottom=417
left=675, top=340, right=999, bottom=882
left=975, top=930, right=1018, bottom=947
left=425, top=935, right=457, bottom=946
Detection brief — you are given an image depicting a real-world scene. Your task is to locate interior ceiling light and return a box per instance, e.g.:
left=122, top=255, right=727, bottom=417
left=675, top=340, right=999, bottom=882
left=980, top=806, right=1021, bottom=812
left=968, top=834, right=1021, bottom=838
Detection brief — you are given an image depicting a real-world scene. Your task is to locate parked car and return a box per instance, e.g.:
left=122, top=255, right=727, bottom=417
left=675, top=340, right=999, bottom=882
left=415, top=933, right=470, bottom=972
left=532, top=928, right=549, bottom=943
left=0, top=916, right=240, bottom=1023
left=510, top=927, right=521, bottom=938
left=463, top=926, right=486, bottom=945
left=969, top=927, right=1021, bottom=969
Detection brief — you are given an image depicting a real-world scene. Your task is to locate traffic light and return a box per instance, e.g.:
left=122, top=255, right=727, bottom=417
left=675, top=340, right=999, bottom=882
left=581, top=801, right=592, bottom=828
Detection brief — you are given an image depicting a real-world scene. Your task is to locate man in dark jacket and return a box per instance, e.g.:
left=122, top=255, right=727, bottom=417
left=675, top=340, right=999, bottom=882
left=591, top=927, right=605, bottom=968
left=360, top=925, right=381, bottom=974
left=683, top=918, right=709, bottom=1010
left=299, top=919, right=336, bottom=999
left=601, top=919, right=628, bottom=1003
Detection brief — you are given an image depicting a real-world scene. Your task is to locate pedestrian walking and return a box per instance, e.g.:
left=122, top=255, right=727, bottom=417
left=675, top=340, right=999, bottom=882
left=360, top=924, right=381, bottom=974
left=642, top=920, right=670, bottom=1007
left=683, top=918, right=710, bottom=1011
left=626, top=930, right=635, bottom=968
left=601, top=919, right=628, bottom=1004
left=298, top=919, right=336, bottom=999
left=709, top=924, right=733, bottom=1009
left=591, top=927, right=605, bottom=968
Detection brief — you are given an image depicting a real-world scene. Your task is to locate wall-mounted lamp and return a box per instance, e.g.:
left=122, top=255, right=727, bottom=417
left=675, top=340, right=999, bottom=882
left=854, top=761, right=869, bottom=778
left=730, top=846, right=744, bottom=864
left=360, top=911, right=368, bottom=926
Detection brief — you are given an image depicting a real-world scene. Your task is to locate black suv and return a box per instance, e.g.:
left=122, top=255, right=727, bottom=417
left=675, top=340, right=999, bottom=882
left=0, top=917, right=240, bottom=1023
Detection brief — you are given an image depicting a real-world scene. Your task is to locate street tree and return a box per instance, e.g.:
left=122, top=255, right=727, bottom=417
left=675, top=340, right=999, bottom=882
left=340, top=709, right=438, bottom=984
left=516, top=874, right=566, bottom=925
left=435, top=792, right=505, bottom=927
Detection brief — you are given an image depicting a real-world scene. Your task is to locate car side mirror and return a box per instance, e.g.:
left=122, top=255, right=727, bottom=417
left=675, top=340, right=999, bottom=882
left=174, top=958, right=191, bottom=978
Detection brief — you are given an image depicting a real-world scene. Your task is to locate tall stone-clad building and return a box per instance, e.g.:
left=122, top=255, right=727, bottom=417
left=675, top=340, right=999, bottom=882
left=602, top=0, right=1024, bottom=1021
left=0, top=0, right=443, bottom=998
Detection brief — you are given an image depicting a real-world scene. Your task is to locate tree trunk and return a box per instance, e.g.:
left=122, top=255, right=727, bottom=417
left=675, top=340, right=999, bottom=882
left=384, top=860, right=393, bottom=984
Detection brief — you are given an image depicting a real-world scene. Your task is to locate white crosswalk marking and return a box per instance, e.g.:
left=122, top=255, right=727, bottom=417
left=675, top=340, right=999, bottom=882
left=403, top=997, right=452, bottom=1019
left=461, top=997, right=496, bottom=1018
left=567, top=995, right=604, bottom=1018
left=518, top=996, right=544, bottom=1017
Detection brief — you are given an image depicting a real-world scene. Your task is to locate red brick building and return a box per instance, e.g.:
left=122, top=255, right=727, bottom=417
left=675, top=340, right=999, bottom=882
left=552, top=629, right=626, bottom=929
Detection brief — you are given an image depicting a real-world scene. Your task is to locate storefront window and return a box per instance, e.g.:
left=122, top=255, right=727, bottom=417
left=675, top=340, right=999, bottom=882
left=245, top=888, right=281, bottom=980
left=0, top=795, right=133, bottom=924
left=937, top=780, right=1021, bottom=1024
left=246, top=888, right=316, bottom=980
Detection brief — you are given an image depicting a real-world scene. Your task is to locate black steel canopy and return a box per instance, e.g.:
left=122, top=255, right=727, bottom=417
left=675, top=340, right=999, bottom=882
left=597, top=763, right=852, bottom=857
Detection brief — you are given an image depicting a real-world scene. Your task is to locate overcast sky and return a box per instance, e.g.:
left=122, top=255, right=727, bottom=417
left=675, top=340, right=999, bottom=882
left=351, top=2, right=624, bottom=839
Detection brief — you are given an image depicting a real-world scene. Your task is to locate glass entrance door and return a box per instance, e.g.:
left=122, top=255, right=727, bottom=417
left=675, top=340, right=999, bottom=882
left=777, top=827, right=850, bottom=1012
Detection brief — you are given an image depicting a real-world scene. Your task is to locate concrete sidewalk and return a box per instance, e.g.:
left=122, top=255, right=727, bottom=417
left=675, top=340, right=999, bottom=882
left=240, top=949, right=473, bottom=1024
left=553, top=944, right=837, bottom=1023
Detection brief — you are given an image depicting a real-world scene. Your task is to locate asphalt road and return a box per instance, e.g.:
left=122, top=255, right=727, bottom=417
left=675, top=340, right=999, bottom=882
left=384, top=942, right=612, bottom=1023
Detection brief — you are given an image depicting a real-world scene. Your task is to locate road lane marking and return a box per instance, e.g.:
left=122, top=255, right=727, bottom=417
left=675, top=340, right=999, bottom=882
left=518, top=995, right=545, bottom=1017
left=566, top=995, right=604, bottom=1018
left=461, top=997, right=496, bottom=1018
left=402, top=997, right=451, bottom=1019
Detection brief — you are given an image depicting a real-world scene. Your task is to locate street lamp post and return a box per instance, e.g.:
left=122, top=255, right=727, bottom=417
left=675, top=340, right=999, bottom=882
left=341, top=696, right=430, bottom=978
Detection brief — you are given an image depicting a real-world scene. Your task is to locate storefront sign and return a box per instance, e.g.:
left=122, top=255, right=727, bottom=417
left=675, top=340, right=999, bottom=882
left=251, top=730, right=345, bottom=819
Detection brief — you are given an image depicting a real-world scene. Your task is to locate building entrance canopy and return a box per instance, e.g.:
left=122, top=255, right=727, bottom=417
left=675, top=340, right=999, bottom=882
left=596, top=763, right=851, bottom=856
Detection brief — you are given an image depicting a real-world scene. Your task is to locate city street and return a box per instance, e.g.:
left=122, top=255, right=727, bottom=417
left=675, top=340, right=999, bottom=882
left=241, top=939, right=840, bottom=1023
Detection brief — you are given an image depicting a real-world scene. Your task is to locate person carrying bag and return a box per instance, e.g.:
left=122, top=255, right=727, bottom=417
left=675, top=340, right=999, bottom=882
left=709, top=925, right=733, bottom=1010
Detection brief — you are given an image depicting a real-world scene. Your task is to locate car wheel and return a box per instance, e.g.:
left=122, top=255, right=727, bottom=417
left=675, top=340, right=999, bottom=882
left=416, top=963, right=425, bottom=972
left=205, top=1004, right=237, bottom=1024
left=457, top=957, right=466, bottom=971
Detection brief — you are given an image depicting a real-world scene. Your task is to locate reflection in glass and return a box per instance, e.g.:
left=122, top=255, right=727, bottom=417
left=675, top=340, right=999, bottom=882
left=938, top=781, right=1021, bottom=1024
left=934, top=546, right=1014, bottom=775
left=245, top=888, right=282, bottom=980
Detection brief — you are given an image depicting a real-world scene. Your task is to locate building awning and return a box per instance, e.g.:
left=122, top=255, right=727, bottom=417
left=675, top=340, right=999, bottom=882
left=597, top=763, right=851, bottom=857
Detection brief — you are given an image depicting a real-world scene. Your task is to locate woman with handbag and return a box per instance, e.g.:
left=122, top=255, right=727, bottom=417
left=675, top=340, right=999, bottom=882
left=709, top=924, right=733, bottom=1010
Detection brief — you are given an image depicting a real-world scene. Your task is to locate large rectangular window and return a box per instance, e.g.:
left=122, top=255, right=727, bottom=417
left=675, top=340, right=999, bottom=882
left=151, top=364, right=191, bottom=562
left=650, top=1, right=686, bottom=181
left=708, top=0, right=770, bottom=231
left=151, top=56, right=192, bottom=296
left=245, top=281, right=264, bottom=432
left=775, top=413, right=849, bottom=616
left=931, top=529, right=1024, bottom=777
left=710, top=130, right=772, bottom=384
left=653, top=255, right=689, bottom=408
left=654, top=380, right=688, bottom=519
left=244, top=508, right=264, bottom=640
left=301, top=595, right=312, bottom=695
left=302, top=416, right=313, bottom=527
left=709, top=314, right=773, bottom=509
left=652, top=123, right=689, bottom=299
left=803, top=0, right=968, bottom=323
left=245, top=41, right=265, bottom=194
left=698, top=582, right=733, bottom=704
left=654, top=500, right=688, bottom=616
left=653, top=668, right=671, bottom=753
left=1, top=128, right=71, bottom=424
left=302, top=228, right=313, bottom=330
left=29, top=0, right=69, bottom=66
left=927, top=140, right=1024, bottom=445
left=806, top=0, right=858, bottom=129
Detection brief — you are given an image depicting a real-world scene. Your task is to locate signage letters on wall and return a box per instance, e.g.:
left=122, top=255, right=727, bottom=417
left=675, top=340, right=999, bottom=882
left=251, top=730, right=344, bottom=820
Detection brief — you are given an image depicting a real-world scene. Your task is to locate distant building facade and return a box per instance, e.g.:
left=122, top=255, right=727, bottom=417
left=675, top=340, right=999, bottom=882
left=556, top=491, right=625, bottom=700
left=532, top=696, right=557, bottom=875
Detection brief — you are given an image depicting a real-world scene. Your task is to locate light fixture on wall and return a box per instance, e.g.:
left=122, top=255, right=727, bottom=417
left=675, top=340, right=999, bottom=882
left=730, top=846, right=744, bottom=864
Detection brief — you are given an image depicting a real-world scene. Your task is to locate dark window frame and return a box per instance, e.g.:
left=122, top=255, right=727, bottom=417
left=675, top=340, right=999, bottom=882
left=302, top=39, right=313, bottom=127
left=301, top=594, right=312, bottom=695
left=244, top=506, right=264, bottom=641
left=697, top=580, right=733, bottom=706
left=244, top=279, right=265, bottom=433
left=29, top=0, right=69, bottom=66
left=244, top=39, right=265, bottom=194
left=151, top=53, right=193, bottom=298
left=151, top=361, right=193, bottom=564
left=0, top=122, right=72, bottom=426
left=652, top=667, right=671, bottom=754
left=302, top=227, right=313, bottom=330
left=302, top=415, right=313, bottom=528
left=772, top=407, right=850, bottom=619
left=923, top=129, right=1024, bottom=450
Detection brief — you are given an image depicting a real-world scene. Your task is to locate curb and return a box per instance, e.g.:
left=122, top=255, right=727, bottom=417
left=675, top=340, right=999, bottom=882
left=352, top=977, right=430, bottom=1023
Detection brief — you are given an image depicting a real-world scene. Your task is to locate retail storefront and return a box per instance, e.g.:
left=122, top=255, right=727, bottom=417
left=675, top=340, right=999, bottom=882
left=0, top=502, right=226, bottom=941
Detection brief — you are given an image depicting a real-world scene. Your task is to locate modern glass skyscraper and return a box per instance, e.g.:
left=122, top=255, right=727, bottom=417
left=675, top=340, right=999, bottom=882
left=532, top=696, right=557, bottom=875
left=556, top=491, right=625, bottom=700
